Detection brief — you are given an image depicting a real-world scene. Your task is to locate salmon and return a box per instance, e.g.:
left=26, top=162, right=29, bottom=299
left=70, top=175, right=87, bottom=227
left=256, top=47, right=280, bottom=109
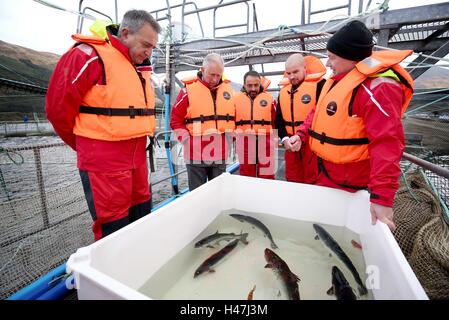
left=230, top=213, right=278, bottom=249
left=247, top=285, right=256, bottom=300
left=264, top=248, right=300, bottom=300
left=313, top=223, right=368, bottom=295
left=193, top=239, right=240, bottom=278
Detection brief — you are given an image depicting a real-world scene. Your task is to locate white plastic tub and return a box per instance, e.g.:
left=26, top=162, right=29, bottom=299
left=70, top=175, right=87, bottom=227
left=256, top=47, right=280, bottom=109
left=67, top=173, right=428, bottom=300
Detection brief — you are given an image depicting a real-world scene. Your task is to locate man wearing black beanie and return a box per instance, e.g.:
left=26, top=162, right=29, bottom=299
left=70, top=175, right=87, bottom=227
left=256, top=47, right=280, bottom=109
left=326, top=20, right=374, bottom=62
left=289, top=20, right=414, bottom=233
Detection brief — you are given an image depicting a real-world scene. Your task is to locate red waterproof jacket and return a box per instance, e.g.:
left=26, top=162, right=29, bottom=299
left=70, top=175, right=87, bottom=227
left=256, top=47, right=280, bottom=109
left=170, top=74, right=230, bottom=162
left=297, top=72, right=406, bottom=207
left=46, top=30, right=149, bottom=171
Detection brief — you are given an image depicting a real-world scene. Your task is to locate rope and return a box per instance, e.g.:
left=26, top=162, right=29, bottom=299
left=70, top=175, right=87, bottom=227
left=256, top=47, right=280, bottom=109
left=0, top=147, right=25, bottom=165
left=0, top=167, right=12, bottom=201
left=405, top=93, right=449, bottom=115
left=401, top=168, right=420, bottom=202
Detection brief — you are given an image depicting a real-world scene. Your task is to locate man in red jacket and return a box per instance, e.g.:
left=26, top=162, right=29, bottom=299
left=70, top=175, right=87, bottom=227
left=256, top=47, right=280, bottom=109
left=289, top=21, right=414, bottom=231
left=275, top=54, right=326, bottom=183
left=46, top=10, right=161, bottom=240
left=170, top=53, right=235, bottom=191
left=234, top=71, right=277, bottom=179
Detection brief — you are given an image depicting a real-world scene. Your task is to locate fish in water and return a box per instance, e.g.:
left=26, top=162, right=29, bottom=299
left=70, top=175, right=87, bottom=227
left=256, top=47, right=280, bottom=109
left=194, top=239, right=240, bottom=278
left=351, top=239, right=362, bottom=250
left=247, top=285, right=256, bottom=300
left=229, top=213, right=278, bottom=249
left=264, top=248, right=300, bottom=300
left=194, top=230, right=249, bottom=248
left=313, top=223, right=368, bottom=296
left=327, top=266, right=357, bottom=300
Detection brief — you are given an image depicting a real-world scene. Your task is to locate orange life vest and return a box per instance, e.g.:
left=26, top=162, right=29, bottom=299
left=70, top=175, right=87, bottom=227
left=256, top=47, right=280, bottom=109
left=72, top=34, right=156, bottom=141
left=234, top=90, right=273, bottom=134
left=309, top=50, right=414, bottom=164
left=279, top=56, right=326, bottom=135
left=183, top=77, right=235, bottom=136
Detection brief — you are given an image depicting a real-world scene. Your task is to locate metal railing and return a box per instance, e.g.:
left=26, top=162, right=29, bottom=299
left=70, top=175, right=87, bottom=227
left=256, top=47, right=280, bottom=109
left=0, top=121, right=54, bottom=137
left=77, top=6, right=114, bottom=34
left=150, top=0, right=251, bottom=40
left=213, top=0, right=250, bottom=37
left=151, top=1, right=205, bottom=38
left=402, top=152, right=449, bottom=225
left=306, top=0, right=370, bottom=24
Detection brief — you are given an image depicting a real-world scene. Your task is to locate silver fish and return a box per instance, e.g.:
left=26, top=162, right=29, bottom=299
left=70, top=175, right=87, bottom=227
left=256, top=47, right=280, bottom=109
left=313, top=223, right=368, bottom=296
left=230, top=213, right=278, bottom=249
left=194, top=230, right=249, bottom=248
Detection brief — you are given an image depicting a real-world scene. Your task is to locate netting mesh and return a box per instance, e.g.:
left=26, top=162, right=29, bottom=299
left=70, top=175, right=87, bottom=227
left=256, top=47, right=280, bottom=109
left=393, top=169, right=449, bottom=299
left=393, top=172, right=441, bottom=259
left=0, top=142, right=92, bottom=299
left=410, top=216, right=449, bottom=299
left=0, top=137, right=190, bottom=299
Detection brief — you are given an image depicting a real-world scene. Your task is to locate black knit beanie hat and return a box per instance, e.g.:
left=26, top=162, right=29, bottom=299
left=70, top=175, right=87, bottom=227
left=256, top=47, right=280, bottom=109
left=326, top=20, right=374, bottom=61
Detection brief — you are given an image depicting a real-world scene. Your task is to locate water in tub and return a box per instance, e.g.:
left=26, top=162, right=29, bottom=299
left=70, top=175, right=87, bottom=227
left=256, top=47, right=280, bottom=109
left=138, top=209, right=374, bottom=300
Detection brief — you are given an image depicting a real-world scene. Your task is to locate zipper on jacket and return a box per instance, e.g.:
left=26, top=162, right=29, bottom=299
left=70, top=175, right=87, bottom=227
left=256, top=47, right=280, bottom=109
left=290, top=90, right=295, bottom=134
left=137, top=71, right=148, bottom=106
left=250, top=97, right=254, bottom=130
left=213, top=90, right=218, bottom=129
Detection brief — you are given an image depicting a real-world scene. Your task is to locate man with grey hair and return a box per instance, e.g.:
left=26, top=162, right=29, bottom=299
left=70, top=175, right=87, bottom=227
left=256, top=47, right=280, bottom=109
left=46, top=10, right=161, bottom=240
left=171, top=53, right=235, bottom=190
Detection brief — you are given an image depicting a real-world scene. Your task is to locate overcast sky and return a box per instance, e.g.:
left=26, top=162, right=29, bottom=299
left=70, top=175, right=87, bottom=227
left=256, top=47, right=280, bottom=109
left=1, top=0, right=447, bottom=54
left=0, top=0, right=448, bottom=85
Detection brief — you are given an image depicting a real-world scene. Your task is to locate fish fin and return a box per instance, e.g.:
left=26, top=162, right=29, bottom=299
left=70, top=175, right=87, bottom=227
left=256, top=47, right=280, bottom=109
left=277, top=290, right=281, bottom=297
left=327, top=286, right=334, bottom=296
left=264, top=263, right=273, bottom=269
left=271, top=242, right=278, bottom=250
left=247, top=285, right=256, bottom=300
left=206, top=245, right=215, bottom=249
left=208, top=269, right=216, bottom=273
left=240, top=233, right=249, bottom=245
left=290, top=272, right=301, bottom=283
left=352, top=288, right=359, bottom=299
left=329, top=253, right=332, bottom=258
left=358, top=285, right=368, bottom=296
left=351, top=239, right=362, bottom=249
left=314, top=235, right=319, bottom=240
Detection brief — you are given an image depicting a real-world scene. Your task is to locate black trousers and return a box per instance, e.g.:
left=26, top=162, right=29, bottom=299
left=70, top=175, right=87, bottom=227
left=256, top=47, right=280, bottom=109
left=185, top=163, right=226, bottom=191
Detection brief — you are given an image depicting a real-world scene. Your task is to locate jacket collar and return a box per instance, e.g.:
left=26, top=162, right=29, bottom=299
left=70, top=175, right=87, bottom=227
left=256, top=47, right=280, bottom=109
left=197, top=71, right=223, bottom=90
left=332, top=71, right=350, bottom=82
left=106, top=24, right=133, bottom=65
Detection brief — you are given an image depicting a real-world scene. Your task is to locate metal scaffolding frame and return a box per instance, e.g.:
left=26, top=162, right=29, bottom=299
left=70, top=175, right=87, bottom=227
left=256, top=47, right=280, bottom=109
left=152, top=2, right=449, bottom=75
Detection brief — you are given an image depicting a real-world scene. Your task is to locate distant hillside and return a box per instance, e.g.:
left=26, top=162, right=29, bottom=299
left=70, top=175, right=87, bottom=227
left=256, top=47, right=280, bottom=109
left=413, top=65, right=449, bottom=89
left=0, top=41, right=59, bottom=119
left=0, top=40, right=59, bottom=87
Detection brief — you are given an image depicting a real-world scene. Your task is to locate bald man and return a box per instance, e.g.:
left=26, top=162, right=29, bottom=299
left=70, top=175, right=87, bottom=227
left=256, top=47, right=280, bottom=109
left=170, top=53, right=235, bottom=190
left=275, top=53, right=326, bottom=183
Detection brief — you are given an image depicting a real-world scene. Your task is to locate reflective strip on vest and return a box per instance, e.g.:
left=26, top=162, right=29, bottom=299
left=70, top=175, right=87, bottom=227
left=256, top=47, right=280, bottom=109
left=185, top=79, right=235, bottom=136
left=279, top=82, right=317, bottom=135
left=234, top=91, right=273, bottom=134
left=73, top=35, right=156, bottom=141
left=309, top=50, right=414, bottom=164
